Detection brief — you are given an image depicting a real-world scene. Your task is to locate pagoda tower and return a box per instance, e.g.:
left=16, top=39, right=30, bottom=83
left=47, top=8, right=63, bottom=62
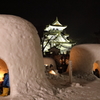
left=42, top=17, right=75, bottom=55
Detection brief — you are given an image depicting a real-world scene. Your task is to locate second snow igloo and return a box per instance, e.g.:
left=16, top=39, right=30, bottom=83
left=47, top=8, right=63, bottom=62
left=0, top=15, right=54, bottom=100
left=43, top=57, right=57, bottom=69
left=69, top=44, right=100, bottom=75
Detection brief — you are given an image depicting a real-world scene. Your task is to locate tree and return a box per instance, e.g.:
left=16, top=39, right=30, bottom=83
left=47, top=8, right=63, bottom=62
left=41, top=32, right=59, bottom=55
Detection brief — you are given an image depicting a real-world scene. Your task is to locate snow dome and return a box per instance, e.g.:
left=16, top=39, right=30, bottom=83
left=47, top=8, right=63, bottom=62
left=69, top=44, right=100, bottom=75
left=43, top=57, right=56, bottom=69
left=0, top=15, right=55, bottom=100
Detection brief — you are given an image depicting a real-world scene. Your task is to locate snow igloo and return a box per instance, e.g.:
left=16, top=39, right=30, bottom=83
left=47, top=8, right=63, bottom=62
left=0, top=15, right=55, bottom=100
left=69, top=44, right=100, bottom=77
left=43, top=57, right=56, bottom=69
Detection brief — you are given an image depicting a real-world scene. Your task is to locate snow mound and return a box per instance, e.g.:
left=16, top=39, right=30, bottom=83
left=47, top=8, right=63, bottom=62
left=0, top=14, right=55, bottom=100
left=69, top=44, right=100, bottom=76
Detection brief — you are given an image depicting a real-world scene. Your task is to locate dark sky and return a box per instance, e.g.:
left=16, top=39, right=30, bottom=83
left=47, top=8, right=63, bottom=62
left=0, top=0, right=100, bottom=43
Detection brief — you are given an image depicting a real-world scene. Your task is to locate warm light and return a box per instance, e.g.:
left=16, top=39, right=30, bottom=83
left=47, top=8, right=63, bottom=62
left=0, top=73, right=4, bottom=82
left=44, top=64, right=49, bottom=67
left=60, top=59, right=62, bottom=64
left=93, top=62, right=100, bottom=74
left=93, top=63, right=98, bottom=71
left=49, top=70, right=56, bottom=75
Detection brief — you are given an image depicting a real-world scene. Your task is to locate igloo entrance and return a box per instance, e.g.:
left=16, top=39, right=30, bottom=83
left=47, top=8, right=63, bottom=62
left=93, top=61, right=100, bottom=78
left=0, top=59, right=8, bottom=82
left=0, top=59, right=9, bottom=95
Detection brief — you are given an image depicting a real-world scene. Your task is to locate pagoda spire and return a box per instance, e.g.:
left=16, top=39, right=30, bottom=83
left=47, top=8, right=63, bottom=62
left=52, top=17, right=62, bottom=26
left=44, top=17, right=67, bottom=31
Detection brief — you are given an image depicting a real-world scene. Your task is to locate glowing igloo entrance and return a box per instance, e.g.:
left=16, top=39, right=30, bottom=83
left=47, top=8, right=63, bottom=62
left=0, top=59, right=9, bottom=96
left=0, top=59, right=8, bottom=82
left=93, top=61, right=100, bottom=78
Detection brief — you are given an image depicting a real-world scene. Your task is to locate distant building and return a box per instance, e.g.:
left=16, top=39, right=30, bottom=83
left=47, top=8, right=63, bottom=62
left=42, top=17, right=75, bottom=55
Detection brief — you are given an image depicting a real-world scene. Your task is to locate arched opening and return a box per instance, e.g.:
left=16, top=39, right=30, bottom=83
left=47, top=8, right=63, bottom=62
left=0, top=59, right=9, bottom=95
left=93, top=61, right=100, bottom=78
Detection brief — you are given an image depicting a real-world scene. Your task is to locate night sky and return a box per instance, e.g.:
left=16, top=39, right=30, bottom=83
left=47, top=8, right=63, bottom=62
left=0, top=0, right=100, bottom=44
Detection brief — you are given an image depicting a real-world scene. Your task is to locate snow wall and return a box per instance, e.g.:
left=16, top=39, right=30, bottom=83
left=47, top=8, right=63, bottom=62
left=0, top=15, right=55, bottom=100
left=69, top=44, right=100, bottom=75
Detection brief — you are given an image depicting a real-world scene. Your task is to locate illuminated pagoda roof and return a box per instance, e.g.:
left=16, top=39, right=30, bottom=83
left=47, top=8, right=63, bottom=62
left=44, top=17, right=67, bottom=31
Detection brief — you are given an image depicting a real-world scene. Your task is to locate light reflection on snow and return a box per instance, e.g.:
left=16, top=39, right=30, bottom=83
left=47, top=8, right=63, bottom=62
left=49, top=70, right=56, bottom=75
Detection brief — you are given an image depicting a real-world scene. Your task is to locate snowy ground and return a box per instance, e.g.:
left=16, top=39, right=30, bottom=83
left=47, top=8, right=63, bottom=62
left=47, top=72, right=100, bottom=100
